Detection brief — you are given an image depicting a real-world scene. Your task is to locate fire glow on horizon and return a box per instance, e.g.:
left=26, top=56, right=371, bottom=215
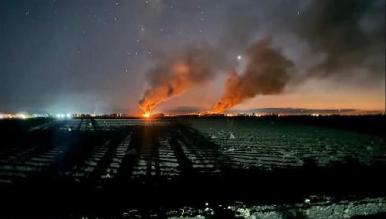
left=137, top=38, right=294, bottom=115
left=143, top=111, right=151, bottom=118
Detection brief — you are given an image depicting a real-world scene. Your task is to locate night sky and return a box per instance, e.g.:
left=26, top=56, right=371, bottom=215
left=0, top=0, right=385, bottom=114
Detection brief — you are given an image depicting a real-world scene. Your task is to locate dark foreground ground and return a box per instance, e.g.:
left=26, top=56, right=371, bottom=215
left=0, top=115, right=385, bottom=218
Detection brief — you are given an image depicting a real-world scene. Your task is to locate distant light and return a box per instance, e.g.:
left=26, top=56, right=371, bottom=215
left=32, top=113, right=49, bottom=118
left=55, top=113, right=66, bottom=119
left=237, top=55, right=242, bottom=60
left=1, top=114, right=11, bottom=119
left=66, top=113, right=72, bottom=119
left=16, top=113, right=27, bottom=119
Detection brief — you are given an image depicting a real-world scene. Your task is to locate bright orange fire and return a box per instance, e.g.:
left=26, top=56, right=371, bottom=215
left=209, top=71, right=242, bottom=113
left=143, top=112, right=151, bottom=118
left=138, top=63, right=192, bottom=114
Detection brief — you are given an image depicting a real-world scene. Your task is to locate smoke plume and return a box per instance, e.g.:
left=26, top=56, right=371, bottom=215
left=137, top=0, right=384, bottom=114
left=211, top=39, right=293, bottom=113
left=138, top=44, right=218, bottom=114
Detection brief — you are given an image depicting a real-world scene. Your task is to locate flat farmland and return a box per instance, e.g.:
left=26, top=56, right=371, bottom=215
left=0, top=117, right=385, bottom=218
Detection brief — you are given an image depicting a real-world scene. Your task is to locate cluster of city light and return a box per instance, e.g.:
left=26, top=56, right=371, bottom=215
left=0, top=113, right=30, bottom=120
left=55, top=113, right=72, bottom=119
left=0, top=112, right=73, bottom=120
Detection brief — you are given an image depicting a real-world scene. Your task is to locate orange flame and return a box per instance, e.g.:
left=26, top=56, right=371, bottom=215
left=138, top=45, right=216, bottom=115
left=210, top=38, right=292, bottom=113
left=143, top=112, right=151, bottom=118
left=138, top=63, right=194, bottom=113
left=210, top=71, right=242, bottom=113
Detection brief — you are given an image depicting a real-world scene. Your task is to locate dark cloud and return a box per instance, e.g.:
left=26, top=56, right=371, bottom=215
left=221, top=0, right=385, bottom=81
left=301, top=0, right=385, bottom=78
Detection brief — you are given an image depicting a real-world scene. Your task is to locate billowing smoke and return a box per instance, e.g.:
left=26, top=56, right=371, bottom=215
left=211, top=38, right=293, bottom=113
left=208, top=0, right=384, bottom=113
left=137, top=0, right=384, bottom=114
left=138, top=43, right=219, bottom=114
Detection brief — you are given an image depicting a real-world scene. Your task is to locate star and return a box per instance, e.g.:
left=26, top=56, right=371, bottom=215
left=237, top=55, right=242, bottom=60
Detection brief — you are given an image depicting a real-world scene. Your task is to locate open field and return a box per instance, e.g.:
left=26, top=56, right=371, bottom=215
left=0, top=116, right=385, bottom=218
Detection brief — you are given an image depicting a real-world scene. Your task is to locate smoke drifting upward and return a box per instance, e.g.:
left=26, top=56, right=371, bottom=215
left=136, top=0, right=384, bottom=115
left=138, top=44, right=217, bottom=114
left=211, top=39, right=293, bottom=113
